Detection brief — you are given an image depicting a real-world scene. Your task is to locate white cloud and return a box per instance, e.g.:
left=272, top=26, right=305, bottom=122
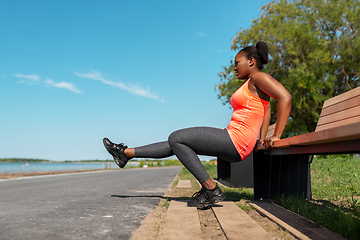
left=197, top=32, right=208, bottom=37
left=13, top=74, right=41, bottom=85
left=75, top=71, right=165, bottom=102
left=13, top=74, right=40, bottom=81
left=14, top=73, right=82, bottom=94
left=45, top=79, right=83, bottom=94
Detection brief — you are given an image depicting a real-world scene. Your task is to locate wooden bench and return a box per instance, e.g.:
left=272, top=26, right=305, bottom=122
left=218, top=85, right=360, bottom=199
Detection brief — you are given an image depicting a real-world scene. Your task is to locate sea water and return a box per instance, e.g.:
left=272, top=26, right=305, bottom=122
left=0, top=162, right=138, bottom=174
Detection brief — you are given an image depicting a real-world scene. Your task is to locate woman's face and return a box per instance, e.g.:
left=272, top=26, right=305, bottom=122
left=234, top=52, right=251, bottom=79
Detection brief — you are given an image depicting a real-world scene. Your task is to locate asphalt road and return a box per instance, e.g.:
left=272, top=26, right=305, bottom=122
left=0, top=166, right=182, bottom=240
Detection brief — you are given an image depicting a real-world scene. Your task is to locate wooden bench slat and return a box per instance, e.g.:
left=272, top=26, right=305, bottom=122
left=265, top=124, right=276, bottom=138
left=316, top=105, right=360, bottom=131
left=322, top=86, right=360, bottom=108
left=316, top=115, right=360, bottom=132
left=319, top=94, right=360, bottom=118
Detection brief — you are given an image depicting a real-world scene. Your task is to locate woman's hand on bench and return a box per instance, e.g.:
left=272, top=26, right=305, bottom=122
left=256, top=135, right=280, bottom=150
left=264, top=135, right=280, bottom=148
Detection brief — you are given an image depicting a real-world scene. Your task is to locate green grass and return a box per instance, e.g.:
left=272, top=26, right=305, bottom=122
left=274, top=155, right=360, bottom=240
left=137, top=159, right=182, bottom=168
left=163, top=199, right=170, bottom=211
left=311, top=155, right=360, bottom=203
left=178, top=166, right=199, bottom=180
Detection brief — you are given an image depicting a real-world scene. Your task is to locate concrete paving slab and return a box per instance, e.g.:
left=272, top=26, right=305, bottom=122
left=250, top=200, right=347, bottom=240
left=212, top=201, right=272, bottom=240
left=176, top=180, right=191, bottom=188
left=156, top=200, right=202, bottom=240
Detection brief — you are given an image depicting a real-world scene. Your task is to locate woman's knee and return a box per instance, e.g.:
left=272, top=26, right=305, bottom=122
left=168, top=128, right=189, bottom=147
left=168, top=130, right=180, bottom=146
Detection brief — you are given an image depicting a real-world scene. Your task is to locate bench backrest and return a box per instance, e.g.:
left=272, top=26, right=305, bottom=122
left=315, top=86, right=360, bottom=131
left=265, top=124, right=276, bottom=138
left=264, top=85, right=360, bottom=137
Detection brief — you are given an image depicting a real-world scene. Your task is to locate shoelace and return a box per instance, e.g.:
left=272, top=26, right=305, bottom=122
left=115, top=142, right=127, bottom=149
left=191, top=189, right=208, bottom=200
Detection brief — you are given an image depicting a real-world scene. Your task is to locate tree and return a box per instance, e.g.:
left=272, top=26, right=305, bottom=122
left=216, top=0, right=360, bottom=136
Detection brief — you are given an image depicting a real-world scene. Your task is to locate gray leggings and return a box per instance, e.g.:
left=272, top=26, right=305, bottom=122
left=134, top=127, right=242, bottom=184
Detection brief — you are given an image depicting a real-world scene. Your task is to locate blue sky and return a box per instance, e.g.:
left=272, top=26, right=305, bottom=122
left=1, top=0, right=271, bottom=161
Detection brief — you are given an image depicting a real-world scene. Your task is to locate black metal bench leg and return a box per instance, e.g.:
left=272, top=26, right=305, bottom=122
left=217, top=157, right=231, bottom=181
left=253, top=152, right=312, bottom=200
left=217, top=154, right=254, bottom=188
left=230, top=152, right=254, bottom=188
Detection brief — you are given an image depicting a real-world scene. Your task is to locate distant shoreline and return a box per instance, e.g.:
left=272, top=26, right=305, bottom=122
left=0, top=158, right=115, bottom=163
left=0, top=169, right=112, bottom=179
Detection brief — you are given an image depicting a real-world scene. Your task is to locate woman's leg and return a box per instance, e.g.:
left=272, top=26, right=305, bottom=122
left=167, top=127, right=241, bottom=208
left=133, top=141, right=173, bottom=158
left=123, top=141, right=173, bottom=159
left=168, top=127, right=241, bottom=185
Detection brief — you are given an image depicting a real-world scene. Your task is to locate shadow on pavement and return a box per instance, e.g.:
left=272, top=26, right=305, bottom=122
left=111, top=195, right=192, bottom=201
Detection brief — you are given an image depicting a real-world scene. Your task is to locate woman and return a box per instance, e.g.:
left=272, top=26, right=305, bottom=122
left=103, top=41, right=292, bottom=209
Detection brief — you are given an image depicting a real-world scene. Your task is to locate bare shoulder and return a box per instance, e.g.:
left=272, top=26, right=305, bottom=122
left=251, top=72, right=275, bottom=82
left=251, top=72, right=291, bottom=101
left=249, top=72, right=277, bottom=92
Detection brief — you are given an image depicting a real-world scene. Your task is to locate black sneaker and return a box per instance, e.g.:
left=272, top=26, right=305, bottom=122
left=187, top=185, right=225, bottom=208
left=103, top=137, right=131, bottom=168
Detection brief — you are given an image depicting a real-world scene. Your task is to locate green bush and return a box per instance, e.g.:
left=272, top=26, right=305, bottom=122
left=139, top=160, right=145, bottom=167
left=163, top=159, right=182, bottom=166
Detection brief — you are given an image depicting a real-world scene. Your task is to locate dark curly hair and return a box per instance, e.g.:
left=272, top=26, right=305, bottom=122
left=239, top=41, right=268, bottom=70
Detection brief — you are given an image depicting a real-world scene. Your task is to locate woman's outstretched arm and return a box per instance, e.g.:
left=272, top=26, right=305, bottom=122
left=252, top=72, right=292, bottom=148
left=259, top=104, right=271, bottom=143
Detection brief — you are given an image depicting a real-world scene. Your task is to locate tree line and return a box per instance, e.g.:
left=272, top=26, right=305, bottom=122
left=0, top=158, right=50, bottom=163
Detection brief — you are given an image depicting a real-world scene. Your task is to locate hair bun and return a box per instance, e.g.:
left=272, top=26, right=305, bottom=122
left=256, top=41, right=268, bottom=64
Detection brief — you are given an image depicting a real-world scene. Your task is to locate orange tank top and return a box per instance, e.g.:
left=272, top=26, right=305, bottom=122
left=226, top=80, right=269, bottom=160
